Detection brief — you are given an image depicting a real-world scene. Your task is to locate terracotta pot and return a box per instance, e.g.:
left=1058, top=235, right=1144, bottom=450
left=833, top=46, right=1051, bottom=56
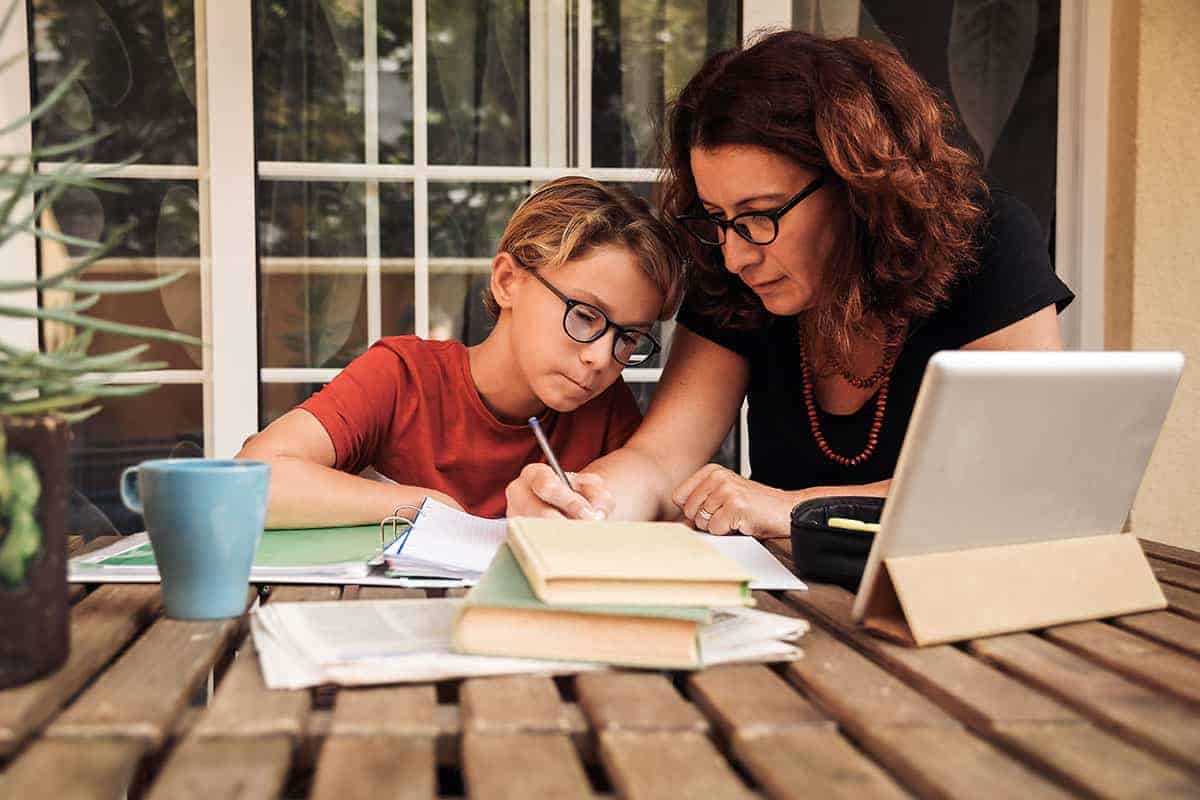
left=0, top=415, right=70, bottom=688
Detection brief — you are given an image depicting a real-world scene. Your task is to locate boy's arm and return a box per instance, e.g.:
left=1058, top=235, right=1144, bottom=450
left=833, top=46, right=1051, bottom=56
left=236, top=409, right=461, bottom=528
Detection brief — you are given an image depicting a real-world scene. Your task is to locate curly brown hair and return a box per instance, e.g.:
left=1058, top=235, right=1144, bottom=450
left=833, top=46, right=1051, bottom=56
left=661, top=29, right=986, bottom=368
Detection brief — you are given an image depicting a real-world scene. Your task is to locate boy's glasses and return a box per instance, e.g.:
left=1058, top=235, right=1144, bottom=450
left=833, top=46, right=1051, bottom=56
left=527, top=269, right=661, bottom=366
left=675, top=173, right=827, bottom=247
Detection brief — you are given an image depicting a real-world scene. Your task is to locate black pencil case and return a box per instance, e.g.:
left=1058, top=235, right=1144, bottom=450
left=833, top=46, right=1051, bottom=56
left=790, top=496, right=885, bottom=591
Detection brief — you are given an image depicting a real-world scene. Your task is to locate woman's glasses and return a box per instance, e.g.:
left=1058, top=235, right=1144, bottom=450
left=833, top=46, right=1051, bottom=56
left=527, top=269, right=660, bottom=366
left=675, top=173, right=827, bottom=247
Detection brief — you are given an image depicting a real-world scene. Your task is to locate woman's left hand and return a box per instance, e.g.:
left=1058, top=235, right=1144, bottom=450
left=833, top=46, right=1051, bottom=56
left=672, top=464, right=798, bottom=538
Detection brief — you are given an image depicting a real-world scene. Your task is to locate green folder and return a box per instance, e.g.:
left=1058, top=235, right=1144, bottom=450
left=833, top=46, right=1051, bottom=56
left=92, top=525, right=382, bottom=569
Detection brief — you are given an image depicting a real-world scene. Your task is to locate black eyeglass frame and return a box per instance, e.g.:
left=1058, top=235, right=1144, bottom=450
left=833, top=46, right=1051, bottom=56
left=525, top=268, right=662, bottom=367
left=675, top=172, right=828, bottom=247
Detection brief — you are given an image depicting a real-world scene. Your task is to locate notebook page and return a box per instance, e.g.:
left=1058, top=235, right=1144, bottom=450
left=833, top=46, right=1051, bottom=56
left=700, top=535, right=807, bottom=591
left=386, top=498, right=508, bottom=573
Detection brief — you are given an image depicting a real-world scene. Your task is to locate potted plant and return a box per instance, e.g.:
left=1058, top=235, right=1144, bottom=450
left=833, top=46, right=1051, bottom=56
left=0, top=19, right=202, bottom=686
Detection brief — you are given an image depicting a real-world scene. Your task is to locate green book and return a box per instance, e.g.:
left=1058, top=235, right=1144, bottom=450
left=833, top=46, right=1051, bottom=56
left=80, top=525, right=382, bottom=574
left=454, top=544, right=712, bottom=669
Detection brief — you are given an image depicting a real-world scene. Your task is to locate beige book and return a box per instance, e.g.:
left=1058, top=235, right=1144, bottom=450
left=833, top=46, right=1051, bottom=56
left=506, top=517, right=752, bottom=606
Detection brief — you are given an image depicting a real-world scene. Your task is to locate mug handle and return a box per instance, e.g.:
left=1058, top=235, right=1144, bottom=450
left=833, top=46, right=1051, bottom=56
left=119, top=466, right=143, bottom=514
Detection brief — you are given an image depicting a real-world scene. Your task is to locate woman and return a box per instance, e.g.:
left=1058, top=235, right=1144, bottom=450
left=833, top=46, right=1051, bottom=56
left=505, top=30, right=1073, bottom=538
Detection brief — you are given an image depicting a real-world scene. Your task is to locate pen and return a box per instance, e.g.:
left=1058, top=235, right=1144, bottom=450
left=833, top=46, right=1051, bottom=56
left=528, top=416, right=576, bottom=492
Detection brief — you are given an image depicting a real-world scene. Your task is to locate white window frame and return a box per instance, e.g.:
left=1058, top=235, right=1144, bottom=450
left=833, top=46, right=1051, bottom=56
left=5, top=0, right=1107, bottom=478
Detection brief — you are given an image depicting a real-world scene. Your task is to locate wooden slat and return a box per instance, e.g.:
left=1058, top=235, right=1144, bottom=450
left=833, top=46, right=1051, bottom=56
left=1141, top=538, right=1200, bottom=571
left=463, top=732, right=594, bottom=798
left=311, top=736, right=436, bottom=800
left=144, top=735, right=292, bottom=800
left=0, top=737, right=145, bottom=800
left=461, top=675, right=571, bottom=734
left=192, top=636, right=310, bottom=739
left=769, top=596, right=1072, bottom=798
left=354, top=585, right=428, bottom=599
left=330, top=686, right=438, bottom=736
left=856, top=726, right=1073, bottom=800
left=0, top=584, right=161, bottom=757
left=190, top=581, right=335, bottom=740
left=1114, top=611, right=1200, bottom=658
left=264, top=584, right=342, bottom=602
left=990, top=721, right=1200, bottom=799
left=47, top=616, right=238, bottom=745
left=783, top=586, right=1200, bottom=798
left=731, top=728, right=908, bottom=800
left=782, top=622, right=954, bottom=730
left=309, top=685, right=438, bottom=799
left=686, top=664, right=831, bottom=737
left=599, top=731, right=755, bottom=800
left=1162, top=583, right=1200, bottom=620
left=446, top=586, right=469, bottom=598
left=783, top=586, right=1072, bottom=729
left=1045, top=620, right=1200, bottom=705
left=1150, top=557, right=1200, bottom=592
left=970, top=632, right=1200, bottom=771
left=575, top=672, right=707, bottom=733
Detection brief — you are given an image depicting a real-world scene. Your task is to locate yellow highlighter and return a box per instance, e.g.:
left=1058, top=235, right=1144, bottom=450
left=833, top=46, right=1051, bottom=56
left=827, top=517, right=881, bottom=534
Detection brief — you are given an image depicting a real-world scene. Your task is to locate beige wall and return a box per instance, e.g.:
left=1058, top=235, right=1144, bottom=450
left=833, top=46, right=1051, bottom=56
left=1106, top=0, right=1200, bottom=550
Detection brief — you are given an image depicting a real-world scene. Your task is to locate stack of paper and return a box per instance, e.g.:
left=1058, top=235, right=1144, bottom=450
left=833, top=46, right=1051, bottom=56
left=381, top=499, right=509, bottom=580
left=252, top=597, right=808, bottom=689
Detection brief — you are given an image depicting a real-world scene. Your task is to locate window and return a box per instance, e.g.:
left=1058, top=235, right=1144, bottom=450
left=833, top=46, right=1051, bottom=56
left=17, top=2, right=1091, bottom=531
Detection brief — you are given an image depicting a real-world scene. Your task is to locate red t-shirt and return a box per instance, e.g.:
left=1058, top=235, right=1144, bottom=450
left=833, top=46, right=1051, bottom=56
left=299, top=336, right=643, bottom=518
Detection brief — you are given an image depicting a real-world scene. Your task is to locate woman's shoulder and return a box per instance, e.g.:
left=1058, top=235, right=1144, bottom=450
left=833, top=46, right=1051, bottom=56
left=922, top=187, right=1073, bottom=344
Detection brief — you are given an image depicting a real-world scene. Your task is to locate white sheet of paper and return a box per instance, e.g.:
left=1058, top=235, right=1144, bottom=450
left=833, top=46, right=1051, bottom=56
left=701, top=535, right=807, bottom=591
left=385, top=499, right=508, bottom=573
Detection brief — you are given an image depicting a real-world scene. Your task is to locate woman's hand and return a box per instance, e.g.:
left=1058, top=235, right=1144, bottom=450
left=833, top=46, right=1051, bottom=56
left=505, top=463, right=614, bottom=520
left=672, top=464, right=798, bottom=538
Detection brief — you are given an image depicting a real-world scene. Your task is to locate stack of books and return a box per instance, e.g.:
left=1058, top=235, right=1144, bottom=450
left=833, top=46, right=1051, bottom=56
left=453, top=518, right=808, bottom=669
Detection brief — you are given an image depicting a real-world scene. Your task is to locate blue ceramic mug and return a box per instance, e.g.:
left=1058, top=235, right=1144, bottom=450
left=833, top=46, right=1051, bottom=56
left=120, top=459, right=270, bottom=619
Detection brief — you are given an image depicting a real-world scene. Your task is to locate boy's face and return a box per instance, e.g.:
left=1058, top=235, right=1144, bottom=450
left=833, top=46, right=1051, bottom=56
left=508, top=245, right=663, bottom=412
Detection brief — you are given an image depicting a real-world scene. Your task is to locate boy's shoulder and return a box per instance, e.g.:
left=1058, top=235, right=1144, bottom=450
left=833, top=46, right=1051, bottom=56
left=369, top=335, right=466, bottom=365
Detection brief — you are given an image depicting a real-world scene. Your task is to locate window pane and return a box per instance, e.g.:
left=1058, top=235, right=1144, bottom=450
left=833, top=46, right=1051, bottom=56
left=790, top=0, right=1060, bottom=237
left=258, top=180, right=368, bottom=368
left=380, top=183, right=417, bottom=337
left=591, top=1, right=738, bottom=168
left=30, top=0, right=198, bottom=164
left=428, top=182, right=527, bottom=345
left=377, top=2, right=414, bottom=163
left=261, top=383, right=324, bottom=428
left=627, top=381, right=739, bottom=471
left=39, top=180, right=201, bottom=370
left=428, top=1, right=530, bottom=165
left=70, top=384, right=204, bottom=535
left=253, top=0, right=364, bottom=163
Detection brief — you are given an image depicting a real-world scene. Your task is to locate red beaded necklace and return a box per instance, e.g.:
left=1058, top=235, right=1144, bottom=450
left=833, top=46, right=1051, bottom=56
left=800, top=328, right=901, bottom=467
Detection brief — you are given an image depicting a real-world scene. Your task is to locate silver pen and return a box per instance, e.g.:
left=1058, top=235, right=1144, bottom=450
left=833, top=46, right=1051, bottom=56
left=528, top=416, right=576, bottom=492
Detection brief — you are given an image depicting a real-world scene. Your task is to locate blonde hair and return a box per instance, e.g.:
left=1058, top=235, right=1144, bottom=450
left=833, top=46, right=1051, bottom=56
left=483, top=177, right=686, bottom=320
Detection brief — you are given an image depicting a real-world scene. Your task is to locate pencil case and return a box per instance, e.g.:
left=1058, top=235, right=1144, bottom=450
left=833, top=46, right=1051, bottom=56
left=789, top=496, right=885, bottom=591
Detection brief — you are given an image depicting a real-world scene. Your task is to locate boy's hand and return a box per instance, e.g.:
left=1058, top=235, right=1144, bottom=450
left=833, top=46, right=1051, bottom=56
left=506, top=463, right=614, bottom=520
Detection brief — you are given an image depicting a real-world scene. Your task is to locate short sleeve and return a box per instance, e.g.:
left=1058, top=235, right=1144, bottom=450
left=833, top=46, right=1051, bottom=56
left=298, top=343, right=407, bottom=473
left=674, top=291, right=761, bottom=359
left=600, top=378, right=643, bottom=453
left=941, top=189, right=1075, bottom=345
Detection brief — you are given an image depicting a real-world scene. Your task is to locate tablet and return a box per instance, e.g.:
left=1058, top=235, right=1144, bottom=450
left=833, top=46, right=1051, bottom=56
left=851, top=350, right=1184, bottom=623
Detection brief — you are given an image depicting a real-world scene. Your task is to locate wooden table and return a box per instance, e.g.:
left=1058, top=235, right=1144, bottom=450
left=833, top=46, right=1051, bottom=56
left=2, top=536, right=1199, bottom=799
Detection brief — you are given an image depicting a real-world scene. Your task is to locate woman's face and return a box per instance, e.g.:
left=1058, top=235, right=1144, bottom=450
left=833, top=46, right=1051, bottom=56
left=690, top=144, right=841, bottom=316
